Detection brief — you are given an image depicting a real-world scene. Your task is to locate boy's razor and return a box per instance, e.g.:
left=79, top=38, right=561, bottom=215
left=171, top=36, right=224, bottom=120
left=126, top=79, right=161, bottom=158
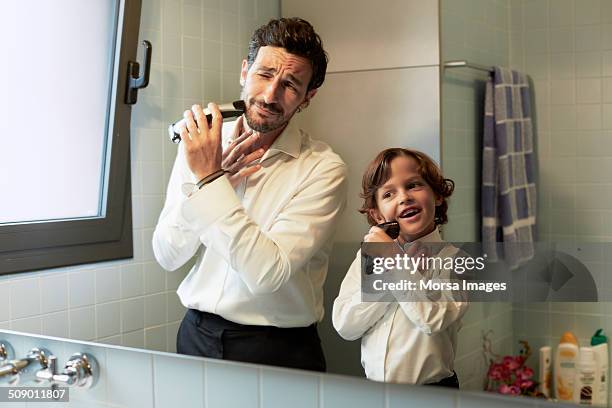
left=168, top=100, right=246, bottom=144
left=376, top=221, right=400, bottom=239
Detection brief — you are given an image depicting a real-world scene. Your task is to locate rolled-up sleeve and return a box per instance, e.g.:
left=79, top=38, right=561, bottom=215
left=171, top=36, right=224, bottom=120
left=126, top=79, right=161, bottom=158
left=168, top=160, right=347, bottom=295
left=332, top=251, right=392, bottom=341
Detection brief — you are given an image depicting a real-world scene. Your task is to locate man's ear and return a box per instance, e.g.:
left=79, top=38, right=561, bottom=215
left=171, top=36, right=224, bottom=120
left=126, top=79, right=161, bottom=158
left=240, top=59, right=249, bottom=87
left=299, top=88, right=317, bottom=111
left=368, top=208, right=386, bottom=225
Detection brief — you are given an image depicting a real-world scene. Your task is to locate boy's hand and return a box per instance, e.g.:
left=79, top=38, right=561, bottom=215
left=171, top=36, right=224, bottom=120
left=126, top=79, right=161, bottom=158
left=364, top=226, right=394, bottom=243
left=362, top=226, right=396, bottom=259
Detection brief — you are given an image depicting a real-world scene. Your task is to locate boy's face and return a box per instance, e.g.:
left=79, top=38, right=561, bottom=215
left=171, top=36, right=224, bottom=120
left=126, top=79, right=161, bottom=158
left=369, top=155, right=442, bottom=243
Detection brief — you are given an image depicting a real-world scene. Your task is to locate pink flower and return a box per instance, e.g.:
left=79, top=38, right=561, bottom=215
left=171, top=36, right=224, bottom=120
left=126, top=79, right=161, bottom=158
left=499, top=384, right=521, bottom=395
left=487, top=363, right=507, bottom=381
left=515, top=367, right=534, bottom=380
left=503, top=356, right=521, bottom=371
left=518, top=380, right=534, bottom=390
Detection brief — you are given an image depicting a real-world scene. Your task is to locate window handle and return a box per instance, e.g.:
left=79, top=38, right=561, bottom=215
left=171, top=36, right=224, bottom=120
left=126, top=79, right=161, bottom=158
left=125, top=40, right=152, bottom=105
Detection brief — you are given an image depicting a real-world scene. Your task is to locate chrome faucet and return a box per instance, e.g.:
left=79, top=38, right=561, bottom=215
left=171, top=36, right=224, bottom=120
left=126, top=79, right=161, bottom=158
left=0, top=348, right=51, bottom=385
left=36, top=353, right=98, bottom=389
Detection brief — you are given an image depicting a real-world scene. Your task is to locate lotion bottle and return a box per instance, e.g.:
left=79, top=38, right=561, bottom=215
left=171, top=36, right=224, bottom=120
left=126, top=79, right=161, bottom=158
left=591, top=329, right=608, bottom=407
left=574, top=347, right=598, bottom=405
left=555, top=331, right=579, bottom=401
left=539, top=346, right=552, bottom=398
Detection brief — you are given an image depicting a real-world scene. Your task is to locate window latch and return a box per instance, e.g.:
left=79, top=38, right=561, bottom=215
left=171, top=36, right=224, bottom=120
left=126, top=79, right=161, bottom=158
left=125, top=40, right=152, bottom=105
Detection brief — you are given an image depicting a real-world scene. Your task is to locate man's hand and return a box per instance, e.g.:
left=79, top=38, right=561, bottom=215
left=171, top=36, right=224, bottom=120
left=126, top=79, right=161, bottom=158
left=181, top=103, right=223, bottom=180
left=222, top=116, right=266, bottom=188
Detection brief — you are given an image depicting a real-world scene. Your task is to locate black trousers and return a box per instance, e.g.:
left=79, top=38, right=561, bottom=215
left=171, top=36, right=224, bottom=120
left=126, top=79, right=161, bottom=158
left=425, top=371, right=460, bottom=388
left=176, top=309, right=327, bottom=372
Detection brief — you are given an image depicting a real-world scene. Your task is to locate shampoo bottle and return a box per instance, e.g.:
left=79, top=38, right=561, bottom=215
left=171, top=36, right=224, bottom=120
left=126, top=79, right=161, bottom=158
left=555, top=331, right=579, bottom=401
left=539, top=346, right=552, bottom=398
left=574, top=347, right=598, bottom=405
left=591, top=329, right=608, bottom=407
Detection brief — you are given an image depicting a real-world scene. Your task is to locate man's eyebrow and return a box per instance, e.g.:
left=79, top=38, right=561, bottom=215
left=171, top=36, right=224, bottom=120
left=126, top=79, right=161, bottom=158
left=256, top=66, right=304, bottom=87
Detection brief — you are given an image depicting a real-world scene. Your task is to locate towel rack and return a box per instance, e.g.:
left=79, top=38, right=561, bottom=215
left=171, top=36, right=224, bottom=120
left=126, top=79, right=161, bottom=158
left=443, top=60, right=493, bottom=73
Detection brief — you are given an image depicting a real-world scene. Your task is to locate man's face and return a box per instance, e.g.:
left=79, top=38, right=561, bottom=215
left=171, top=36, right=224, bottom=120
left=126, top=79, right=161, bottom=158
left=240, top=46, right=317, bottom=133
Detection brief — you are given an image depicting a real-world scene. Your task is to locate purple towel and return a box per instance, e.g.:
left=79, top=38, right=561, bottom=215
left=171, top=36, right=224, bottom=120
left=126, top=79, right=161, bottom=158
left=482, top=67, right=536, bottom=269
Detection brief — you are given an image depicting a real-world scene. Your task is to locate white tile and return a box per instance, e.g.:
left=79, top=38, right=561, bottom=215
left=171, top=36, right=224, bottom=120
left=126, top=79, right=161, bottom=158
left=141, top=162, right=165, bottom=195
left=222, top=0, right=239, bottom=14
left=576, top=51, right=603, bottom=77
left=206, top=361, right=259, bottom=408
left=183, top=67, right=204, bottom=100
left=142, top=195, right=164, bottom=229
left=40, top=273, right=68, bottom=314
left=122, top=329, right=145, bottom=349
left=167, top=292, right=187, bottom=322
left=96, top=301, right=121, bottom=339
left=602, top=51, right=612, bottom=75
left=162, top=65, right=182, bottom=99
left=95, top=266, right=121, bottom=304
left=162, top=33, right=182, bottom=67
left=145, top=293, right=167, bottom=326
left=106, top=348, right=153, bottom=407
left=202, top=40, right=222, bottom=71
left=203, top=9, right=221, bottom=41
left=154, top=354, right=204, bottom=407
left=183, top=37, right=202, bottom=69
left=525, top=29, right=548, bottom=55
left=203, top=69, right=222, bottom=100
left=322, top=375, right=385, bottom=408
left=162, top=0, right=181, bottom=36
left=10, top=317, right=42, bottom=334
left=10, top=278, right=40, bottom=319
left=134, top=128, right=164, bottom=162
left=577, top=78, right=602, bottom=103
left=69, top=306, right=96, bottom=341
left=182, top=5, right=202, bottom=38
left=133, top=228, right=144, bottom=262
left=550, top=79, right=575, bottom=104
left=550, top=105, right=577, bottom=129
left=576, top=25, right=603, bottom=52
left=525, top=54, right=549, bottom=78
left=122, top=297, right=144, bottom=332
left=142, top=228, right=156, bottom=262
left=41, top=311, right=69, bottom=338
left=222, top=43, right=241, bottom=72
left=131, top=95, right=163, bottom=129
left=550, top=0, right=574, bottom=27
left=140, top=0, right=161, bottom=31
left=239, top=0, right=255, bottom=18
left=577, top=104, right=603, bottom=129
left=143, top=63, right=162, bottom=97
left=604, top=104, right=612, bottom=129
left=605, top=78, right=612, bottom=103
left=166, top=321, right=180, bottom=352
left=145, top=261, right=167, bottom=294
left=524, top=0, right=549, bottom=29
left=0, top=282, right=9, bottom=321
left=603, top=24, right=612, bottom=50
left=222, top=71, right=242, bottom=100
left=145, top=325, right=168, bottom=352
left=203, top=0, right=220, bottom=10
left=550, top=53, right=575, bottom=79
left=575, top=0, right=601, bottom=25
left=121, top=263, right=145, bottom=298
left=261, top=368, right=319, bottom=408
left=549, top=28, right=574, bottom=53
left=222, top=12, right=240, bottom=45
left=68, top=270, right=95, bottom=309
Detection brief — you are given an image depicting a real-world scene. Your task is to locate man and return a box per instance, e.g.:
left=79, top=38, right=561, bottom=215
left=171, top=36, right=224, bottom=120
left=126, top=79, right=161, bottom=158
left=152, top=18, right=347, bottom=372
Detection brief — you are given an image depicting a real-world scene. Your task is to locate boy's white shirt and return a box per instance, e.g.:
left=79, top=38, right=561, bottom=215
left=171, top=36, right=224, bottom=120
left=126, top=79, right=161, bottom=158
left=332, top=227, right=469, bottom=384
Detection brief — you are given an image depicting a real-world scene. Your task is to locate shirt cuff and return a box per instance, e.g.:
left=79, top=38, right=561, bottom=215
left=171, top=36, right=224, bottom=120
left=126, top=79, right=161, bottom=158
left=179, top=175, right=241, bottom=235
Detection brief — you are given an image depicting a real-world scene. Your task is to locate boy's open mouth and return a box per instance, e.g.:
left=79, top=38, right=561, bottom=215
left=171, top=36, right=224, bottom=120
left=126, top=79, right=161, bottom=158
left=398, top=208, right=421, bottom=220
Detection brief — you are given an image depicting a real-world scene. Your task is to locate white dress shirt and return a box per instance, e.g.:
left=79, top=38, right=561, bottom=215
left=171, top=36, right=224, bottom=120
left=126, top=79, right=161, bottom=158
left=332, top=228, right=469, bottom=384
left=152, top=118, right=347, bottom=328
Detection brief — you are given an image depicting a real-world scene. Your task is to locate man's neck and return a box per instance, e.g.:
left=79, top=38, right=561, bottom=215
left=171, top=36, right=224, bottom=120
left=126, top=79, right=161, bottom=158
left=241, top=116, right=287, bottom=152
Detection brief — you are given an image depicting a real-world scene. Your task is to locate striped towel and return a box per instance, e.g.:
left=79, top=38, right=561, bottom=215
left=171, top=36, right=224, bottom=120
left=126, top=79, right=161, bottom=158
left=482, top=67, right=536, bottom=269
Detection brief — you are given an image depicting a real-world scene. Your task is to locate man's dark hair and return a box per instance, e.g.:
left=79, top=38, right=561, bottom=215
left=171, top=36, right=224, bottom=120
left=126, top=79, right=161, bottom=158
left=247, top=17, right=328, bottom=92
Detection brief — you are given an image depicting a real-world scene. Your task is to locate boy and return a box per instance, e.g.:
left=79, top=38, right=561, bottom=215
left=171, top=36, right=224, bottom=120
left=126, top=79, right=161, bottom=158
left=332, top=148, right=468, bottom=386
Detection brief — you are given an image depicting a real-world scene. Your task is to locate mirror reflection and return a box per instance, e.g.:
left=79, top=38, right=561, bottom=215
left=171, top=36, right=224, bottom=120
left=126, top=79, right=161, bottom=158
left=1, top=0, right=611, bottom=406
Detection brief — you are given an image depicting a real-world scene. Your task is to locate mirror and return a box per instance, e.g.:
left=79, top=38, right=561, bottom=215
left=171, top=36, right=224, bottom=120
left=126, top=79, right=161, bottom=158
left=1, top=0, right=610, bottom=406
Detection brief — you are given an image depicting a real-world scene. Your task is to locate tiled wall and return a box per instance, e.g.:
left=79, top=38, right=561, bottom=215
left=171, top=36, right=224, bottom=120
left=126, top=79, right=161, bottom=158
left=508, top=0, right=612, bottom=402
left=0, top=329, right=563, bottom=408
left=0, top=0, right=279, bottom=352
left=439, top=0, right=515, bottom=391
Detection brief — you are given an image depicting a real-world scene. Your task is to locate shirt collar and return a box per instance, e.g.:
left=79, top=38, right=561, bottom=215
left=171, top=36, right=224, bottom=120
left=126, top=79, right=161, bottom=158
left=262, top=119, right=302, bottom=160
left=402, top=226, right=442, bottom=251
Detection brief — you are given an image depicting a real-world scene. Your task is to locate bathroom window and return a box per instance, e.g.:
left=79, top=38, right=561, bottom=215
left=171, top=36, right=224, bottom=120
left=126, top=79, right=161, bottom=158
left=0, top=0, right=143, bottom=275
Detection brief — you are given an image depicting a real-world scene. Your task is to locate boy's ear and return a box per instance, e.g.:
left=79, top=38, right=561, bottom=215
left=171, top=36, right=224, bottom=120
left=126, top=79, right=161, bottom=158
left=368, top=209, right=386, bottom=225
left=434, top=195, right=443, bottom=207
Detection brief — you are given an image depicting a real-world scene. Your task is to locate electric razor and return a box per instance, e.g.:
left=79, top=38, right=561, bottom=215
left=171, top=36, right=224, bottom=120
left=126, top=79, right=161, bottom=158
left=376, top=221, right=400, bottom=239
left=168, top=100, right=246, bottom=144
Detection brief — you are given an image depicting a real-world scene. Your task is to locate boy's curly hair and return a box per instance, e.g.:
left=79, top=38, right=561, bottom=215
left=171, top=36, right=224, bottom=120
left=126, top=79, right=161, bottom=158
left=359, top=148, right=455, bottom=226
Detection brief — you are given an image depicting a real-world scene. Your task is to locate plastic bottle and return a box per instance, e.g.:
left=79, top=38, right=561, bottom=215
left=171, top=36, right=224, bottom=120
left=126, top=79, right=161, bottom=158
left=555, top=331, right=579, bottom=401
left=591, top=329, right=608, bottom=407
left=539, top=346, right=552, bottom=398
left=574, top=347, right=598, bottom=405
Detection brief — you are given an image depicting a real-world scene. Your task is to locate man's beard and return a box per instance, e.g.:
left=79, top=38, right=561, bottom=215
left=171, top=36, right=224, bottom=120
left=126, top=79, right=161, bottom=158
left=242, top=95, right=296, bottom=133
